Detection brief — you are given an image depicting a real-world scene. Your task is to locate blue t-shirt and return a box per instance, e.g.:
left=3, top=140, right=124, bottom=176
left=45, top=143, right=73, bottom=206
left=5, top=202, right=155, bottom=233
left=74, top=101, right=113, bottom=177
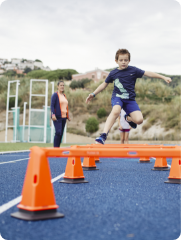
left=105, top=66, right=145, bottom=100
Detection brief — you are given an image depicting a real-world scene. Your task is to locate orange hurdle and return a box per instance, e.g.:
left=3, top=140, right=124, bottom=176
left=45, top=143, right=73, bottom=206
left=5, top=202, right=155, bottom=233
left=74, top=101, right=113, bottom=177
left=11, top=146, right=64, bottom=221
left=43, top=145, right=181, bottom=185
left=68, top=145, right=180, bottom=165
left=43, top=146, right=181, bottom=159
left=59, top=145, right=88, bottom=183
left=152, top=157, right=170, bottom=171
left=60, top=156, right=88, bottom=183
left=165, top=157, right=181, bottom=184
left=82, top=156, right=99, bottom=170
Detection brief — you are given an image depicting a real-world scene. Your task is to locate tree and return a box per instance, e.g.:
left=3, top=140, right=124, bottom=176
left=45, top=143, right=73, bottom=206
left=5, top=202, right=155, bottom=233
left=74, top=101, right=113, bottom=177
left=35, top=59, right=42, bottom=62
left=69, top=78, right=92, bottom=89
left=24, top=67, right=32, bottom=74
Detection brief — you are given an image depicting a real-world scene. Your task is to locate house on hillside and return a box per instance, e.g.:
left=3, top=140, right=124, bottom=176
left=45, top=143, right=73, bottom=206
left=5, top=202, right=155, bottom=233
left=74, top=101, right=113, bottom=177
left=18, top=62, right=34, bottom=70
left=11, top=58, right=22, bottom=64
left=0, top=58, right=8, bottom=64
left=34, top=61, right=43, bottom=68
left=3, top=63, right=17, bottom=70
left=72, top=68, right=109, bottom=82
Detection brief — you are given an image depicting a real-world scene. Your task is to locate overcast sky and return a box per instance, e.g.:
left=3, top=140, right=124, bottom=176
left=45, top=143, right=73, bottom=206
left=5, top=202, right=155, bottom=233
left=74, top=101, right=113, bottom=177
left=0, top=0, right=180, bottom=75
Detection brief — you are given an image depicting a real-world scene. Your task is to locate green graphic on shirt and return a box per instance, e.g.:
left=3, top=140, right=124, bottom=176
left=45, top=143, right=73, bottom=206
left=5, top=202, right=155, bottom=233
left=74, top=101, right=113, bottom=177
left=114, top=78, right=129, bottom=99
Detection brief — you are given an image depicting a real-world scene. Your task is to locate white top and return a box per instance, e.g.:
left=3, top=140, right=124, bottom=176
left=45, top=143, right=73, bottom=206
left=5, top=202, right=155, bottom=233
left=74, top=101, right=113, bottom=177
left=120, top=109, right=130, bottom=129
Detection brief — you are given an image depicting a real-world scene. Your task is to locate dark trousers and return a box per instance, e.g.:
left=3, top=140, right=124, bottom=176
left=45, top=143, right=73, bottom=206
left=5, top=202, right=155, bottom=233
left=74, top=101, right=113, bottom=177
left=53, top=118, right=66, bottom=147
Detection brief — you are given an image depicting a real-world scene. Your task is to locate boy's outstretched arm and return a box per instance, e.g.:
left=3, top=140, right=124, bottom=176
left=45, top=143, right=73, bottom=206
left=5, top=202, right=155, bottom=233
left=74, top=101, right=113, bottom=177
left=144, top=71, right=172, bottom=83
left=86, top=82, right=108, bottom=104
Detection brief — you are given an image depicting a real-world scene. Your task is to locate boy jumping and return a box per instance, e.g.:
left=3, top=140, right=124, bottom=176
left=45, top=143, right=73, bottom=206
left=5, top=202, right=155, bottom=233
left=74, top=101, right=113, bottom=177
left=86, top=49, right=172, bottom=144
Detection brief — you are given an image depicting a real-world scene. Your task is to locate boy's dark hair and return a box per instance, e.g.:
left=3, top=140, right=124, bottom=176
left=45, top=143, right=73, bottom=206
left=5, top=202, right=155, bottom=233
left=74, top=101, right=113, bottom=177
left=115, top=49, right=131, bottom=61
left=57, top=80, right=64, bottom=86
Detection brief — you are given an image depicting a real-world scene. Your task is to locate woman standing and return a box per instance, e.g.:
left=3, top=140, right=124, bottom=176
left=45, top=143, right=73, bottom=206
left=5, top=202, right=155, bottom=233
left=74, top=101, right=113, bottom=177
left=51, top=81, right=70, bottom=147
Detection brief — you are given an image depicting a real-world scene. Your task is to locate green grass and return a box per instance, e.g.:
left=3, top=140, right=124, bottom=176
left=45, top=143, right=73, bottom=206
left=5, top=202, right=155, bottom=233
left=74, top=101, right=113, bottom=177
left=0, top=143, right=75, bottom=152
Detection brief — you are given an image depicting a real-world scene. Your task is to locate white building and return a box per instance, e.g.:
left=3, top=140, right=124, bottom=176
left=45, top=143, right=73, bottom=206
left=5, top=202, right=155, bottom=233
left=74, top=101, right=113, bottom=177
left=3, top=63, right=17, bottom=70
left=34, top=61, right=43, bottom=68
left=0, top=57, right=51, bottom=71
left=42, top=66, right=51, bottom=71
left=0, top=58, right=8, bottom=64
left=18, top=62, right=34, bottom=70
left=11, top=58, right=23, bottom=64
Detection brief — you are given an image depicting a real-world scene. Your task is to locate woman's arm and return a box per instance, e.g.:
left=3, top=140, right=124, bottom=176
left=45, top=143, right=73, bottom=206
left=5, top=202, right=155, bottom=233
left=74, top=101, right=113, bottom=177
left=51, top=93, right=57, bottom=121
left=86, top=82, right=109, bottom=104
left=144, top=71, right=172, bottom=83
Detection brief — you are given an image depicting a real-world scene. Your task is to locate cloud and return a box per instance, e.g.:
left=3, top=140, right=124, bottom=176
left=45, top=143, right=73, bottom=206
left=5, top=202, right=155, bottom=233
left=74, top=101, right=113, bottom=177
left=0, top=0, right=6, bottom=6
left=0, top=0, right=180, bottom=74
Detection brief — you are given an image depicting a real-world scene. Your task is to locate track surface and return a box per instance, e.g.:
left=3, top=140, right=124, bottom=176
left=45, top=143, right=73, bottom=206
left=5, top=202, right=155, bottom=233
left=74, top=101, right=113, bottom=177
left=0, top=150, right=180, bottom=240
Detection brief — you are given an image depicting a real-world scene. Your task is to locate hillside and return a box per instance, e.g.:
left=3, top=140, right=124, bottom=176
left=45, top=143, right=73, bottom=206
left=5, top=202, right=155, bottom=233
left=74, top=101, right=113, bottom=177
left=0, top=73, right=180, bottom=141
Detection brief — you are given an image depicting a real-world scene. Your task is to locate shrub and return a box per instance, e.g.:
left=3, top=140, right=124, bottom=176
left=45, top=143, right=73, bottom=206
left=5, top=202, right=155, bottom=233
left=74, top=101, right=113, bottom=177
left=69, top=80, right=82, bottom=89
left=85, top=117, right=99, bottom=133
left=97, top=108, right=107, bottom=118
left=69, top=78, right=92, bottom=89
left=9, top=97, right=22, bottom=109
left=4, top=70, right=16, bottom=77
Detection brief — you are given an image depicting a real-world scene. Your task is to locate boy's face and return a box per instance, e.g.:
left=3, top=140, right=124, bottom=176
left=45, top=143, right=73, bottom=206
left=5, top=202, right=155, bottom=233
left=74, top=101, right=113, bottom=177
left=115, top=54, right=130, bottom=70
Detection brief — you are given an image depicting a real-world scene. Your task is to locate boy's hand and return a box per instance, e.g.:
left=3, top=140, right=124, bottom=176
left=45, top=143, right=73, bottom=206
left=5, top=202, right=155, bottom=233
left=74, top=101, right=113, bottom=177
left=163, top=77, right=172, bottom=83
left=86, top=93, right=94, bottom=104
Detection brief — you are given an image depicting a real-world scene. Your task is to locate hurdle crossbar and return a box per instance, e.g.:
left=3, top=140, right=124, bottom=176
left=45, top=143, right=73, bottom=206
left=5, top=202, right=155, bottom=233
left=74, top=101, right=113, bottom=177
left=42, top=145, right=181, bottom=158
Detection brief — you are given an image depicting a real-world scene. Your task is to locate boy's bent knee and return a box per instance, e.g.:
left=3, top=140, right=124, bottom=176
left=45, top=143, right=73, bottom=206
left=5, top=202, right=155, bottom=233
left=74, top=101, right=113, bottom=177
left=135, top=118, right=143, bottom=125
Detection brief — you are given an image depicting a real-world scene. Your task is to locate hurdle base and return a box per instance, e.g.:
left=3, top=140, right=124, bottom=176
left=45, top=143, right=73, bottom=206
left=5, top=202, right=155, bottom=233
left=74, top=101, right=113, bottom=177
left=138, top=160, right=151, bottom=163
left=59, top=178, right=88, bottom=184
left=164, top=178, right=181, bottom=184
left=11, top=208, right=64, bottom=221
left=152, top=167, right=170, bottom=171
left=95, top=160, right=102, bottom=163
left=82, top=166, right=99, bottom=171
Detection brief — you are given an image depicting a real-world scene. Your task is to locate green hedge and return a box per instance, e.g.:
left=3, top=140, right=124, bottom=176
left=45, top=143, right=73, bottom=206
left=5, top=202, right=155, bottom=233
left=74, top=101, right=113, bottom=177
left=27, top=69, right=78, bottom=81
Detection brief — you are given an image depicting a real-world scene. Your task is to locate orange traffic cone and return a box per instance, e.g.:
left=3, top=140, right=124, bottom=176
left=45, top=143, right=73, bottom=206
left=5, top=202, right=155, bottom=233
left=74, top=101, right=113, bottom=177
left=139, top=157, right=151, bottom=163
left=94, top=157, right=101, bottom=163
left=60, top=157, right=88, bottom=183
left=11, top=146, right=64, bottom=221
left=152, top=157, right=170, bottom=171
left=82, top=157, right=99, bottom=170
left=165, top=158, right=181, bottom=184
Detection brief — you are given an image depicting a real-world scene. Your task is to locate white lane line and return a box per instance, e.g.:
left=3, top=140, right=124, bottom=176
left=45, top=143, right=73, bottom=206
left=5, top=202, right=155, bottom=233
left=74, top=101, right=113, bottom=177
left=0, top=158, right=29, bottom=165
left=0, top=172, right=65, bottom=215
left=0, top=150, right=30, bottom=155
left=0, top=196, right=22, bottom=214
left=51, top=173, right=65, bottom=183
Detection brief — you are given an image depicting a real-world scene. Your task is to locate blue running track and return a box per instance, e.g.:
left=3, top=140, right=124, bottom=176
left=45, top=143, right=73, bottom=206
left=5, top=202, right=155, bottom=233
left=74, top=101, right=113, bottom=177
left=0, top=150, right=180, bottom=240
